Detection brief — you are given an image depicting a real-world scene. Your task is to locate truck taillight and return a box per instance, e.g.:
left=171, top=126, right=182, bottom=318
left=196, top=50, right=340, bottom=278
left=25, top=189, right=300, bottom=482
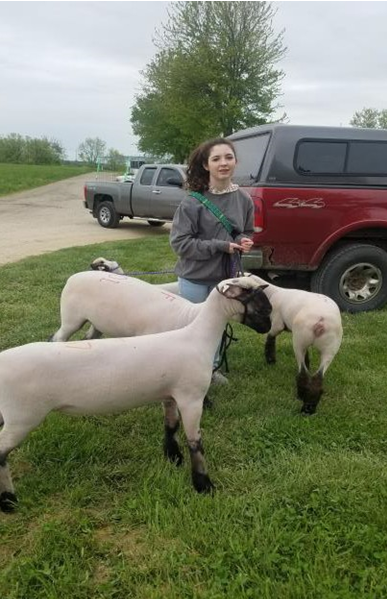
left=83, top=185, right=87, bottom=200
left=253, top=197, right=264, bottom=233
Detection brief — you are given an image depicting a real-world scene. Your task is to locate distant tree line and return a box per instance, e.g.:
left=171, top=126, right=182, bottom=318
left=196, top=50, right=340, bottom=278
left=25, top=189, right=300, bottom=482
left=0, top=134, right=66, bottom=165
left=0, top=134, right=129, bottom=171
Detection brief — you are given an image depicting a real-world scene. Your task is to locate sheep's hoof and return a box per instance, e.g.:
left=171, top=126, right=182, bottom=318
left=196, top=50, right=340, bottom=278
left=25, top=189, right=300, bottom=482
left=192, top=473, right=215, bottom=494
left=164, top=441, right=184, bottom=466
left=301, top=402, right=317, bottom=416
left=0, top=491, right=18, bottom=513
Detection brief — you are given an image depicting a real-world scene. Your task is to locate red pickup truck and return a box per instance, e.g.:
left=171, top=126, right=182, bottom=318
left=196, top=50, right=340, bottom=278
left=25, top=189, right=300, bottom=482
left=229, top=124, right=387, bottom=313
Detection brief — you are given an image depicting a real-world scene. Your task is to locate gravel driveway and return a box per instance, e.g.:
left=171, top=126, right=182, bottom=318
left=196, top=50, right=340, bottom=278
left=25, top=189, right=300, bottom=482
left=0, top=173, right=171, bottom=266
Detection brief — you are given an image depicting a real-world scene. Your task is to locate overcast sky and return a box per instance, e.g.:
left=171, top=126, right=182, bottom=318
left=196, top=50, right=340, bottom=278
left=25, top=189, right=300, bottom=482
left=1, top=1, right=386, bottom=160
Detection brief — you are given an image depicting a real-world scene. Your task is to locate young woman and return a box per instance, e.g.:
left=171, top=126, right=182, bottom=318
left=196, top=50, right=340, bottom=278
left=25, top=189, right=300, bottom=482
left=170, top=137, right=254, bottom=383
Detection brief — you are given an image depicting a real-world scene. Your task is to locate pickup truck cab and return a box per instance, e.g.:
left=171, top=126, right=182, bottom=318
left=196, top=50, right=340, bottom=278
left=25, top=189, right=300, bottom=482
left=83, top=164, right=186, bottom=229
left=228, top=124, right=387, bottom=312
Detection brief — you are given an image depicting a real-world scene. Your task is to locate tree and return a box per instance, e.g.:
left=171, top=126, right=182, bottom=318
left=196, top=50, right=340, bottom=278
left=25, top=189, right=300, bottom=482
left=131, top=1, right=286, bottom=162
left=77, top=137, right=107, bottom=165
left=105, top=149, right=127, bottom=171
left=0, top=134, right=65, bottom=164
left=350, top=108, right=387, bottom=129
left=23, top=137, right=65, bottom=164
left=0, top=134, right=24, bottom=163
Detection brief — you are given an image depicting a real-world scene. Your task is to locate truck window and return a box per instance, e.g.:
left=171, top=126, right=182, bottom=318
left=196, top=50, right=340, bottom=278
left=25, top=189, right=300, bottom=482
left=347, top=141, right=387, bottom=175
left=140, top=167, right=157, bottom=185
left=296, top=141, right=347, bottom=174
left=156, top=168, right=183, bottom=186
left=232, top=133, right=270, bottom=184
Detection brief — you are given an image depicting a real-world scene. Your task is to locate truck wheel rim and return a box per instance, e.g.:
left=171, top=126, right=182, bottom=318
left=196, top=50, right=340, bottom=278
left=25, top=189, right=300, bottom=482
left=339, top=262, right=382, bottom=304
left=100, top=207, right=111, bottom=224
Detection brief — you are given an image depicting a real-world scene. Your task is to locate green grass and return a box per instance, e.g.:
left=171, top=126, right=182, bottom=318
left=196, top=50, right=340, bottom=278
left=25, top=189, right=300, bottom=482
left=1, top=236, right=387, bottom=598
left=0, top=164, right=93, bottom=196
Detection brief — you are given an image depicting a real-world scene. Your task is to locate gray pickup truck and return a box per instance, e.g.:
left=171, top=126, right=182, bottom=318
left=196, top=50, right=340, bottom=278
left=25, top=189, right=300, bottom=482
left=83, top=164, right=186, bottom=228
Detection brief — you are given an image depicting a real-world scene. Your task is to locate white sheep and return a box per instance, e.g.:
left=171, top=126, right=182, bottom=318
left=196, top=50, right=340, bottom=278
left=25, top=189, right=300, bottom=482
left=49, top=271, right=199, bottom=342
left=248, top=274, right=343, bottom=415
left=0, top=277, right=272, bottom=512
left=89, top=256, right=180, bottom=295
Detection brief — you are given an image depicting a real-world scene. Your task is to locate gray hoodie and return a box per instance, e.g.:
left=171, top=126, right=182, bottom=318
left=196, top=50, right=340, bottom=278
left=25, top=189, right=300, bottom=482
left=170, top=188, right=254, bottom=283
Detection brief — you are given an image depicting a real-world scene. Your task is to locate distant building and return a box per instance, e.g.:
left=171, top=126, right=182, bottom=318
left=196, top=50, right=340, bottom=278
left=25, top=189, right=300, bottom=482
left=126, top=155, right=157, bottom=171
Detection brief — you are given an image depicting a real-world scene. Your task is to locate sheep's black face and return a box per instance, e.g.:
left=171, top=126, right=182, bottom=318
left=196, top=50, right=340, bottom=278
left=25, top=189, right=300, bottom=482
left=242, top=288, right=272, bottom=334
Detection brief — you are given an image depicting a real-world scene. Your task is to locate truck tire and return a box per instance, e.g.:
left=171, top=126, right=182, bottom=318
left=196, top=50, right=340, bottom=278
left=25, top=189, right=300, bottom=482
left=147, top=220, right=165, bottom=227
left=96, top=202, right=120, bottom=228
left=311, top=243, right=387, bottom=312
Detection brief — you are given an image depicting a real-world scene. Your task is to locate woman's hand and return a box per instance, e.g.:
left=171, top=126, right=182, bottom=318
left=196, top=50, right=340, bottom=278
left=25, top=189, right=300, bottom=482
left=239, top=237, right=254, bottom=252
left=228, top=238, right=254, bottom=254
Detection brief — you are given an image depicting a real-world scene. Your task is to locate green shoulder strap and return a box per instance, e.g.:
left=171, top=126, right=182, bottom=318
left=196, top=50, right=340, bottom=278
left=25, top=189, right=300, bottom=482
left=189, top=191, right=234, bottom=236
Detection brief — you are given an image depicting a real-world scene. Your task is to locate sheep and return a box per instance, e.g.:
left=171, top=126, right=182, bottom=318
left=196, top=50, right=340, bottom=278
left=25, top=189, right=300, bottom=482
left=0, top=277, right=272, bottom=512
left=248, top=274, right=343, bottom=415
left=71, top=256, right=179, bottom=341
left=90, top=256, right=180, bottom=294
left=49, top=271, right=200, bottom=342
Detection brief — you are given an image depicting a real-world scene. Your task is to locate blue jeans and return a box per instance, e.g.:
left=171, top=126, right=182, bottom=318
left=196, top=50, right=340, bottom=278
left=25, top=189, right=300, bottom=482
left=178, top=278, right=215, bottom=303
left=178, top=278, right=222, bottom=369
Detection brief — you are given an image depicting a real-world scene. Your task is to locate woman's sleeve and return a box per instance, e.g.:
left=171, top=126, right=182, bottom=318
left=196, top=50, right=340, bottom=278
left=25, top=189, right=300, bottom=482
left=170, top=200, right=229, bottom=261
left=234, top=194, right=255, bottom=244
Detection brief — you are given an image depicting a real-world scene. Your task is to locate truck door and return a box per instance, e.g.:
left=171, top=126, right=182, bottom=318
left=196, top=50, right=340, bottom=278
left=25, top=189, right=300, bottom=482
left=148, top=167, right=185, bottom=219
left=130, top=166, right=157, bottom=217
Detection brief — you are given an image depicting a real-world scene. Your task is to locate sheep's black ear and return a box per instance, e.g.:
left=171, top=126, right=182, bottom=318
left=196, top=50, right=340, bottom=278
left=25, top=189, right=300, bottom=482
left=259, top=284, right=269, bottom=291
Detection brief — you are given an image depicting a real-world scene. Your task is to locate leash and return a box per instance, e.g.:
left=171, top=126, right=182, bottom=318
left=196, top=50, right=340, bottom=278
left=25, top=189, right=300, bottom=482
left=121, top=269, right=175, bottom=276
left=211, top=257, right=249, bottom=373
left=212, top=323, right=238, bottom=374
left=231, top=250, right=245, bottom=277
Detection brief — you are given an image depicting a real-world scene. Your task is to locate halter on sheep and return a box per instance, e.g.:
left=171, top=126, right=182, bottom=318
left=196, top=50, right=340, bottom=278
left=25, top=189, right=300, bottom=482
left=0, top=277, right=271, bottom=512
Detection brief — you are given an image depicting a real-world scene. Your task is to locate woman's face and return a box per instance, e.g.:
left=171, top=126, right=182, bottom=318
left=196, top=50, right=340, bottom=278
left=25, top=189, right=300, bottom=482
left=204, top=144, right=236, bottom=186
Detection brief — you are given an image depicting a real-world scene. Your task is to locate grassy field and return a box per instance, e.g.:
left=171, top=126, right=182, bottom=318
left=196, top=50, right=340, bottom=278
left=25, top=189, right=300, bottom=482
left=0, top=235, right=387, bottom=598
left=0, top=164, right=93, bottom=196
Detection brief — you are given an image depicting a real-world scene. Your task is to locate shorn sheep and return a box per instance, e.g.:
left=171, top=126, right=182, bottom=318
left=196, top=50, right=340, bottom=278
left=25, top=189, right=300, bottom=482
left=248, top=274, right=343, bottom=415
left=90, top=256, right=180, bottom=294
left=51, top=258, right=342, bottom=414
left=0, top=277, right=272, bottom=512
left=50, top=271, right=204, bottom=342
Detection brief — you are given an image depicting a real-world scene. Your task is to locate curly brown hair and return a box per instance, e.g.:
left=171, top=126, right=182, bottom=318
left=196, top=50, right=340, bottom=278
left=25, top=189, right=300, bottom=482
left=185, top=138, right=237, bottom=192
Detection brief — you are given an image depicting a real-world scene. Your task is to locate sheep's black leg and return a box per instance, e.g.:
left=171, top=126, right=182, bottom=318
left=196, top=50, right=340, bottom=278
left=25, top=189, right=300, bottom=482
left=188, top=439, right=214, bottom=494
left=296, top=366, right=323, bottom=415
left=162, top=399, right=183, bottom=466
left=178, top=398, right=214, bottom=494
left=265, top=334, right=277, bottom=364
left=0, top=453, right=17, bottom=513
left=203, top=395, right=213, bottom=410
left=0, top=415, right=49, bottom=512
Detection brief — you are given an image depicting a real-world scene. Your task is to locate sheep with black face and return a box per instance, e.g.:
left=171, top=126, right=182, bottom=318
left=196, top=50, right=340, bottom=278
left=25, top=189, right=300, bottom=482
left=248, top=274, right=343, bottom=415
left=0, top=277, right=272, bottom=512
